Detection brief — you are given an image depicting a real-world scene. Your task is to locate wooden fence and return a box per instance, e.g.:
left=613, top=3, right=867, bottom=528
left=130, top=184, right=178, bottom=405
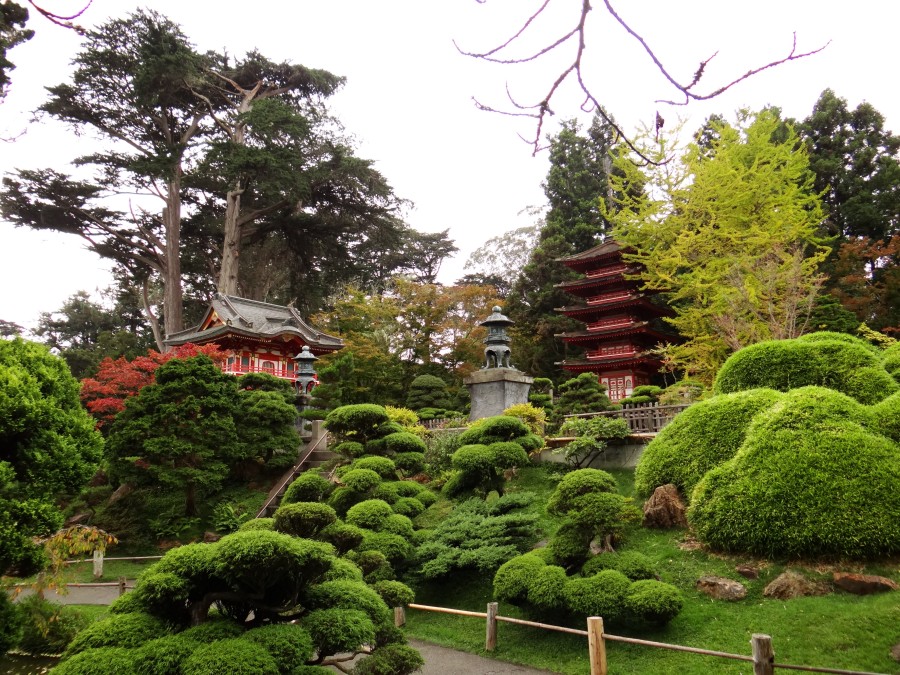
left=398, top=602, right=888, bottom=675
left=564, top=402, right=691, bottom=434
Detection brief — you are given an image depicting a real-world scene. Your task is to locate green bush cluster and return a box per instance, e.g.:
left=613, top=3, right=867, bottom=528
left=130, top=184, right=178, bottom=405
left=15, top=596, right=90, bottom=656
left=273, top=502, right=337, bottom=538
left=713, top=334, right=898, bottom=404
left=57, top=528, right=421, bottom=673
left=414, top=495, right=539, bottom=580
left=634, top=389, right=783, bottom=499
left=282, top=472, right=334, bottom=505
left=689, top=388, right=900, bottom=558
left=493, top=553, right=682, bottom=625
left=883, top=342, right=900, bottom=383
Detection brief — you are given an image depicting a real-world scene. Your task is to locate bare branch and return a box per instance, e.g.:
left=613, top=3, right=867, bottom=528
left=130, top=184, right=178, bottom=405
left=27, top=0, right=91, bottom=35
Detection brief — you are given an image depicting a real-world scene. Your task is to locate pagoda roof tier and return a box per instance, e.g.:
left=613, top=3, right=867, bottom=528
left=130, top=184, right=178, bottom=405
left=556, top=239, right=634, bottom=273
left=555, top=324, right=675, bottom=345
left=559, top=354, right=665, bottom=373
left=556, top=295, right=673, bottom=319
left=555, top=271, right=641, bottom=298
left=165, top=294, right=343, bottom=353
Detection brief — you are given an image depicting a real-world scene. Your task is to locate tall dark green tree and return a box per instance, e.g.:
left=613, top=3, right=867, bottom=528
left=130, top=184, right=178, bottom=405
left=506, top=114, right=628, bottom=379
left=0, top=0, right=32, bottom=97
left=798, top=89, right=900, bottom=332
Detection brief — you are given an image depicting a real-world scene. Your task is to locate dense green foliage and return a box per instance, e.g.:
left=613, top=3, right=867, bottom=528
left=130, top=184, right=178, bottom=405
left=634, top=389, right=783, bottom=498
left=713, top=335, right=898, bottom=404
left=14, top=596, right=89, bottom=656
left=406, top=374, right=453, bottom=411
left=689, top=387, right=900, bottom=557
left=557, top=416, right=630, bottom=467
left=0, top=339, right=102, bottom=576
left=551, top=373, right=613, bottom=426
left=0, top=591, right=21, bottom=654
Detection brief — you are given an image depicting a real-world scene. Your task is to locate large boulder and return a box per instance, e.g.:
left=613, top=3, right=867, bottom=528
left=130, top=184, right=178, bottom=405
left=642, top=484, right=687, bottom=529
left=763, top=571, right=828, bottom=600
left=696, top=576, right=747, bottom=601
left=832, top=573, right=899, bottom=595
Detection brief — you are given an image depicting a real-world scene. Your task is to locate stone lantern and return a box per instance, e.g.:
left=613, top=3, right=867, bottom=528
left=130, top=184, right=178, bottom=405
left=463, top=306, right=533, bottom=421
left=292, top=345, right=319, bottom=396
left=480, top=306, right=514, bottom=369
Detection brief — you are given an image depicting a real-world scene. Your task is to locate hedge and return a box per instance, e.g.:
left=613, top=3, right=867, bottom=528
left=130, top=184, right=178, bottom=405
left=181, top=638, right=279, bottom=675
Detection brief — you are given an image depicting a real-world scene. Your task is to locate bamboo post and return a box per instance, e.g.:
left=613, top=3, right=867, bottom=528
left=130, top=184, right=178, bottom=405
left=394, top=606, right=406, bottom=627
left=485, top=602, right=498, bottom=651
left=117, top=577, right=126, bottom=596
left=751, top=634, right=774, bottom=675
left=587, top=617, right=607, bottom=675
left=92, top=549, right=103, bottom=579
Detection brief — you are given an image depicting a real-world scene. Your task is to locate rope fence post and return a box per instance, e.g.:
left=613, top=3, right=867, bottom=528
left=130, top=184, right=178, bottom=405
left=587, top=616, right=607, bottom=675
left=92, top=549, right=103, bottom=579
left=117, top=577, right=126, bottom=596
left=751, top=634, right=774, bottom=675
left=485, top=602, right=498, bottom=651
left=394, top=606, right=406, bottom=627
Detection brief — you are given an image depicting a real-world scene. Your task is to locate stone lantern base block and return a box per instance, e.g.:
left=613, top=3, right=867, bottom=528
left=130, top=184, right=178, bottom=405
left=464, top=368, right=534, bottom=421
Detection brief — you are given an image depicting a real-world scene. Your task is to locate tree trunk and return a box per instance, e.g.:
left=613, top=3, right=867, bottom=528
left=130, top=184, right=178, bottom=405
left=163, top=175, right=184, bottom=340
left=185, top=481, right=197, bottom=517
left=218, top=187, right=243, bottom=296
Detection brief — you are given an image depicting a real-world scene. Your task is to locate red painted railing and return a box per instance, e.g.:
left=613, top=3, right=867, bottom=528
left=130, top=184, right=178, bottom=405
left=587, top=291, right=634, bottom=306
left=585, top=264, right=628, bottom=279
left=221, top=363, right=297, bottom=381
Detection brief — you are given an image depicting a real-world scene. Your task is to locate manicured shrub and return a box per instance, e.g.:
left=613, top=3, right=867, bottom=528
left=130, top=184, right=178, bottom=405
left=689, top=410, right=900, bottom=558
left=634, top=389, right=783, bottom=499
left=53, top=647, right=136, bottom=674
left=327, top=487, right=364, bottom=516
left=406, top=374, right=453, bottom=411
left=306, top=579, right=391, bottom=628
left=547, top=522, right=592, bottom=569
left=383, top=432, right=427, bottom=455
left=346, top=499, right=395, bottom=530
left=325, top=405, right=390, bottom=442
left=459, top=416, right=530, bottom=445
left=872, top=391, right=900, bottom=442
left=502, top=402, right=547, bottom=434
left=394, top=452, right=425, bottom=475
left=132, top=634, right=199, bottom=675
left=323, top=556, right=365, bottom=582
left=884, top=343, right=900, bottom=382
left=372, top=580, right=415, bottom=607
left=547, top=469, right=617, bottom=514
left=392, top=480, right=425, bottom=497
left=493, top=553, right=547, bottom=604
left=238, top=518, right=275, bottom=532
left=413, top=489, right=437, bottom=507
left=517, top=433, right=545, bottom=453
left=128, top=572, right=191, bottom=620
left=382, top=514, right=415, bottom=538
left=564, top=570, right=631, bottom=621
left=581, top=551, right=657, bottom=581
left=274, top=502, right=338, bottom=539
left=358, top=531, right=414, bottom=565
left=282, top=472, right=334, bottom=504
left=181, top=638, right=278, bottom=675
left=352, top=643, right=424, bottom=675
left=352, top=456, right=397, bottom=478
left=796, top=330, right=881, bottom=354
left=371, top=482, right=400, bottom=504
left=713, top=336, right=898, bottom=404
left=351, top=550, right=393, bottom=581
left=319, top=521, right=365, bottom=555
left=527, top=564, right=569, bottom=611
left=625, top=580, right=684, bottom=625
left=64, top=613, right=169, bottom=657
left=178, top=617, right=244, bottom=642
left=488, top=441, right=530, bottom=469
left=303, top=608, right=376, bottom=656
left=342, top=468, right=383, bottom=493
left=393, top=497, right=425, bottom=518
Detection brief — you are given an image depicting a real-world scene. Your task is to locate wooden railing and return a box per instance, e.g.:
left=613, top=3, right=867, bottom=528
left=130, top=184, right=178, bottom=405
left=564, top=402, right=691, bottom=434
left=256, top=433, right=329, bottom=518
left=398, top=602, right=887, bottom=675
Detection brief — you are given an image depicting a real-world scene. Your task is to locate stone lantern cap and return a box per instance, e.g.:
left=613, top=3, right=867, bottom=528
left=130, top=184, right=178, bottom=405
left=479, top=306, right=514, bottom=329
left=292, top=345, right=319, bottom=372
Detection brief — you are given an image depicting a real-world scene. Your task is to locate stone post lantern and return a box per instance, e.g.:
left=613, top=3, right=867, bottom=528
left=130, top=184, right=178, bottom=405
left=464, top=307, right=533, bottom=421
left=292, top=345, right=319, bottom=397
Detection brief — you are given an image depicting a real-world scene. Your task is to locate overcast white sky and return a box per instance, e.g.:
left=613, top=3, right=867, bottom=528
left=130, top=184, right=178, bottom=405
left=1, top=0, right=898, bottom=330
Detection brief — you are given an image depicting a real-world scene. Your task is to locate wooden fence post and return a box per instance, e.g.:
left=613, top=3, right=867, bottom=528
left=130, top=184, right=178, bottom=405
left=751, top=634, right=774, bottom=675
left=587, top=616, right=607, bottom=675
left=485, top=602, right=498, bottom=651
left=117, top=577, right=126, bottom=596
left=92, top=549, right=103, bottom=579
left=394, top=606, right=406, bottom=627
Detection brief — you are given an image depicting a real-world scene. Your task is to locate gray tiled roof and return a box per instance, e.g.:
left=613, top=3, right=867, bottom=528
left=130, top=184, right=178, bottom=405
left=164, top=294, right=342, bottom=349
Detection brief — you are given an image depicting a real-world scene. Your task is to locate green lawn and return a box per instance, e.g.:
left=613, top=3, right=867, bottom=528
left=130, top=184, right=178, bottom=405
left=403, top=466, right=900, bottom=675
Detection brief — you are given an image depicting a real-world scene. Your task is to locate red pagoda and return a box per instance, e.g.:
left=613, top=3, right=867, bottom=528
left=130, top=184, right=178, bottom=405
left=164, top=294, right=343, bottom=391
left=554, top=240, right=676, bottom=401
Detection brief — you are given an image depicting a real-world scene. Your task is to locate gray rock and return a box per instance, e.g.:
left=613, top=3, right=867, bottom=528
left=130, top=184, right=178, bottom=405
left=696, top=575, right=747, bottom=601
left=763, top=571, right=829, bottom=600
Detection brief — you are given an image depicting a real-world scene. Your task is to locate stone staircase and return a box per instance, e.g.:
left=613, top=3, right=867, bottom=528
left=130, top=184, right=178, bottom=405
left=257, top=421, right=336, bottom=518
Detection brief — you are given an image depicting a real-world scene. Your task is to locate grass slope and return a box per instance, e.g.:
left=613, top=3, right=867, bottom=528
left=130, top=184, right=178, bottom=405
left=404, top=467, right=900, bottom=675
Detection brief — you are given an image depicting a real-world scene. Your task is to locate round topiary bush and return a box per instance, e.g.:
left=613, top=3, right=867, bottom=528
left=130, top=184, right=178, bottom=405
left=713, top=335, right=898, bottom=404
left=689, top=394, right=900, bottom=558
left=324, top=405, right=390, bottom=442
left=493, top=553, right=546, bottom=605
left=302, top=608, right=376, bottom=656
left=358, top=531, right=414, bottom=566
left=796, top=331, right=882, bottom=353
left=341, top=468, right=383, bottom=493
left=412, top=489, right=437, bottom=508
left=327, top=486, right=364, bottom=516
left=319, top=521, right=365, bottom=555
left=346, top=499, right=395, bottom=530
left=393, top=497, right=425, bottom=518
left=273, top=502, right=338, bottom=539
left=624, top=579, right=684, bottom=625
left=371, top=482, right=400, bottom=504
left=282, top=472, right=334, bottom=504
left=179, top=617, right=244, bottom=643
left=634, top=389, right=783, bottom=499
left=871, top=391, right=900, bottom=442
left=392, top=481, right=425, bottom=497
left=383, top=432, right=428, bottom=455
left=53, top=647, right=137, bottom=674
left=883, top=343, right=900, bottom=382
left=333, top=441, right=366, bottom=459
left=547, top=469, right=617, bottom=514
left=371, top=580, right=415, bottom=607
left=181, top=638, right=279, bottom=675
left=304, top=580, right=391, bottom=627
left=459, top=416, right=530, bottom=445
left=132, top=634, right=199, bottom=675
left=243, top=624, right=314, bottom=672
left=63, top=612, right=169, bottom=657
left=352, top=456, right=397, bottom=478
left=488, top=441, right=530, bottom=469
left=381, top=514, right=415, bottom=539
left=352, top=643, right=424, bottom=675
left=526, top=564, right=569, bottom=611
left=238, top=518, right=275, bottom=532
left=394, top=452, right=426, bottom=475
left=547, top=521, right=591, bottom=569
left=563, top=569, right=631, bottom=621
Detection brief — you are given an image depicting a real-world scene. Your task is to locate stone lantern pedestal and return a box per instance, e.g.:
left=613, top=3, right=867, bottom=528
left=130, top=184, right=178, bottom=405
left=464, top=367, right=534, bottom=421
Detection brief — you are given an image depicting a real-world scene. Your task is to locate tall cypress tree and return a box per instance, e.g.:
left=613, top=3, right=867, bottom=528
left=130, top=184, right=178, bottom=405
left=505, top=114, right=624, bottom=380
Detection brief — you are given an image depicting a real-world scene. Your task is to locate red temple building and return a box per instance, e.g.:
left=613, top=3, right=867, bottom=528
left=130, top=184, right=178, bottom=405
left=554, top=240, right=677, bottom=401
left=164, top=294, right=343, bottom=391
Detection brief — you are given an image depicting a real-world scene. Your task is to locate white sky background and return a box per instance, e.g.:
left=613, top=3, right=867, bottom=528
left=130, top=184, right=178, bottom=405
left=1, top=0, right=898, bottom=330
